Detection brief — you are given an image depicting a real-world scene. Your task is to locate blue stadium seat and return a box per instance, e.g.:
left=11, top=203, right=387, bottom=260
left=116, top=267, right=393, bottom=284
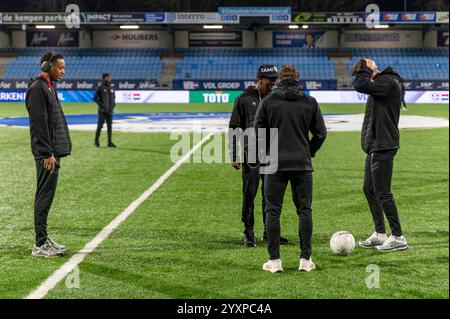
left=174, top=48, right=339, bottom=80
left=2, top=48, right=165, bottom=81
left=347, top=48, right=448, bottom=80
left=1, top=47, right=447, bottom=82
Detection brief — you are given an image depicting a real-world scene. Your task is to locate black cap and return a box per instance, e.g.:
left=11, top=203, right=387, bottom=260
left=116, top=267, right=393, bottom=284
left=257, top=64, right=278, bottom=79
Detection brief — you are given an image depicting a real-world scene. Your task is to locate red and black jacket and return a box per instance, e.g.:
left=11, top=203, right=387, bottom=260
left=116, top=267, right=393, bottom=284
left=25, top=75, right=72, bottom=160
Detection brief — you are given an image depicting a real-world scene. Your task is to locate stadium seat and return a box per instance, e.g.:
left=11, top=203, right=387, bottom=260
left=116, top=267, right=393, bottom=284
left=346, top=48, right=448, bottom=80
left=2, top=48, right=166, bottom=81
left=175, top=48, right=337, bottom=80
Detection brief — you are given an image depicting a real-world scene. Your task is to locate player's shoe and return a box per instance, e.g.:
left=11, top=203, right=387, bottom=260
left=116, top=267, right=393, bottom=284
left=376, top=235, right=408, bottom=252
left=32, top=240, right=65, bottom=258
left=359, top=232, right=387, bottom=248
left=108, top=142, right=117, bottom=148
left=262, top=259, right=283, bottom=273
left=299, top=258, right=316, bottom=272
left=244, top=231, right=256, bottom=247
left=47, top=237, right=66, bottom=252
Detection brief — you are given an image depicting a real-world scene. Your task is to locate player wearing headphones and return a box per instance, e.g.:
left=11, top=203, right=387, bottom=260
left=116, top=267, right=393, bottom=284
left=25, top=51, right=72, bottom=257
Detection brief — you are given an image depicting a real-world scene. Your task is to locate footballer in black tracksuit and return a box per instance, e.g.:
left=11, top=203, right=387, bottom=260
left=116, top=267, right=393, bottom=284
left=254, top=80, right=327, bottom=260
left=229, top=86, right=268, bottom=242
left=94, top=77, right=116, bottom=147
left=354, top=66, right=404, bottom=237
left=25, top=75, right=72, bottom=247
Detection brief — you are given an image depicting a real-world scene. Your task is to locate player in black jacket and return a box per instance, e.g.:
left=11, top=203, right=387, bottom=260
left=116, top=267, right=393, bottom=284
left=228, top=65, right=288, bottom=247
left=352, top=59, right=408, bottom=252
left=254, top=65, right=327, bottom=273
left=25, top=51, right=72, bottom=257
left=94, top=73, right=116, bottom=147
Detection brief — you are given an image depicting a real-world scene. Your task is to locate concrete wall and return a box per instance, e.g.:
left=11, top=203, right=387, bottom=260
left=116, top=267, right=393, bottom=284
left=423, top=30, right=437, bottom=48
left=242, top=31, right=255, bottom=48
left=0, top=31, right=11, bottom=48
left=256, top=31, right=272, bottom=48
left=78, top=30, right=92, bottom=48
left=174, top=30, right=189, bottom=48
left=320, top=30, right=339, bottom=48
left=12, top=31, right=26, bottom=48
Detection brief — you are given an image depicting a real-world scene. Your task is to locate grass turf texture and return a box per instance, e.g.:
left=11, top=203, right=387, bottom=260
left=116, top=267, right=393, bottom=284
left=0, top=103, right=447, bottom=299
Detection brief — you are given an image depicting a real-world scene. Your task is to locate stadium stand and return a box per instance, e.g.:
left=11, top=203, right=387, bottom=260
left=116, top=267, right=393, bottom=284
left=2, top=48, right=166, bottom=80
left=346, top=48, right=449, bottom=80
left=175, top=48, right=336, bottom=80
left=0, top=47, right=448, bottom=83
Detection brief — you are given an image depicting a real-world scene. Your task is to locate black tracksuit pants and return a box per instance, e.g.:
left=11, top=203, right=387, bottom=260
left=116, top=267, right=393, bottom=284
left=34, top=158, right=60, bottom=246
left=95, top=112, right=113, bottom=144
left=363, top=149, right=403, bottom=237
left=241, top=163, right=265, bottom=236
left=265, top=171, right=313, bottom=260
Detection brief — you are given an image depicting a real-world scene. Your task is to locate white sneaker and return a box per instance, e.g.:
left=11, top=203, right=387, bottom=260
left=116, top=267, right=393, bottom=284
left=47, top=237, right=66, bottom=252
left=299, top=258, right=316, bottom=272
left=376, top=235, right=408, bottom=252
left=359, top=232, right=387, bottom=248
left=262, top=259, right=283, bottom=273
left=31, top=240, right=65, bottom=258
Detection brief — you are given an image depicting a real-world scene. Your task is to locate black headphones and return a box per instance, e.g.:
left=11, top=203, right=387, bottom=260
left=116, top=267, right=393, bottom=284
left=41, top=53, right=57, bottom=73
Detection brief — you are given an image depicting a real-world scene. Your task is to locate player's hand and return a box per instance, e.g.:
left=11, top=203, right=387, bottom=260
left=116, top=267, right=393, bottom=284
left=364, top=59, right=378, bottom=72
left=231, top=162, right=241, bottom=170
left=372, top=69, right=381, bottom=79
left=43, top=156, right=57, bottom=174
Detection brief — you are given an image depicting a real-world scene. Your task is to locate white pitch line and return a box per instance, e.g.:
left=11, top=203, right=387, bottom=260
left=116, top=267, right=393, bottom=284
left=26, top=133, right=214, bottom=299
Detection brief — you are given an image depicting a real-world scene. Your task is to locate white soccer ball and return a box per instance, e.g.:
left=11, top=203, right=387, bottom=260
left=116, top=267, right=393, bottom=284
left=330, top=231, right=355, bottom=255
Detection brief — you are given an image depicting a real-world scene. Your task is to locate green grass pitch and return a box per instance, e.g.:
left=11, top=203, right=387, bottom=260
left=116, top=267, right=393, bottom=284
left=0, top=102, right=448, bottom=299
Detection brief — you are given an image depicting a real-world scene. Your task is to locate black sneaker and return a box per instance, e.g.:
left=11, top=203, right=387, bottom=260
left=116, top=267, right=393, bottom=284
left=108, top=142, right=117, bottom=148
left=94, top=141, right=100, bottom=147
left=244, top=232, right=256, bottom=247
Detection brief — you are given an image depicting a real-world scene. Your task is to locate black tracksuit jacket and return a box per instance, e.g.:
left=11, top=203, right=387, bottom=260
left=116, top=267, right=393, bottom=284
left=228, top=86, right=262, bottom=163
left=354, top=66, right=403, bottom=154
left=94, top=82, right=116, bottom=114
left=253, top=80, right=327, bottom=172
left=25, top=76, right=72, bottom=160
